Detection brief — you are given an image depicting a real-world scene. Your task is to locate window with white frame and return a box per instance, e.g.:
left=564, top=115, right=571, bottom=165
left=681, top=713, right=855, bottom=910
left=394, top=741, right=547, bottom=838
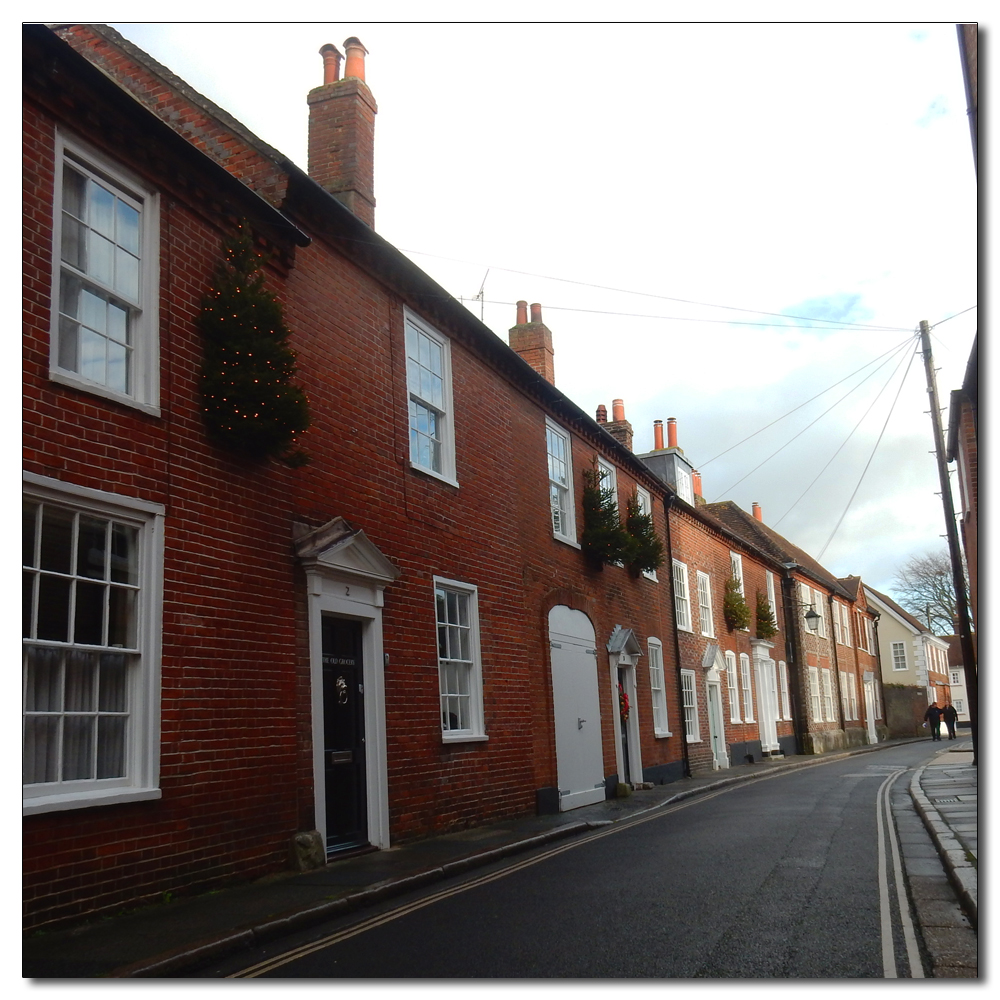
left=648, top=638, right=670, bottom=736
left=832, top=605, right=842, bottom=645
left=891, top=641, right=907, bottom=671
left=725, top=650, right=740, bottom=722
left=23, top=474, right=163, bottom=814
left=806, top=667, right=822, bottom=721
left=545, top=418, right=577, bottom=544
left=680, top=669, right=700, bottom=741
left=778, top=660, right=791, bottom=719
left=434, top=579, right=485, bottom=741
left=766, top=572, right=778, bottom=628
left=597, top=457, right=617, bottom=497
left=813, top=589, right=827, bottom=638
left=821, top=668, right=835, bottom=721
left=840, top=605, right=852, bottom=647
left=800, top=583, right=817, bottom=632
left=839, top=670, right=851, bottom=720
left=635, top=486, right=658, bottom=581
left=849, top=673, right=859, bottom=721
left=739, top=653, right=754, bottom=722
left=865, top=618, right=875, bottom=653
left=676, top=467, right=694, bottom=505
left=672, top=560, right=692, bottom=631
left=406, top=311, right=457, bottom=484
left=51, top=133, right=160, bottom=412
left=730, top=552, right=745, bottom=596
left=855, top=611, right=866, bottom=650
left=697, top=571, right=714, bottom=637
left=954, top=699, right=963, bottom=713
left=950, top=670, right=961, bottom=686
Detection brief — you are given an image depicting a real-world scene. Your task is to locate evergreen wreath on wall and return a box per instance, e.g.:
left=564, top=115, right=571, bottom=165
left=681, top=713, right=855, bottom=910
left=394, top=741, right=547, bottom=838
left=581, top=466, right=631, bottom=570
left=723, top=574, right=752, bottom=631
left=624, top=491, right=665, bottom=576
left=755, top=590, right=779, bottom=639
left=199, top=225, right=311, bottom=466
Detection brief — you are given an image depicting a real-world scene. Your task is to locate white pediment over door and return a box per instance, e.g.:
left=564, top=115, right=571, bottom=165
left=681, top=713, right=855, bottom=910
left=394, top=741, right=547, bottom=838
left=293, top=518, right=400, bottom=586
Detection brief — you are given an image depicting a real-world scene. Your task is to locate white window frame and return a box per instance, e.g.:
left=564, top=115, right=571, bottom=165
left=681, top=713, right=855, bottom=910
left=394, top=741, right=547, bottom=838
left=813, top=589, right=827, bottom=638
left=849, top=673, right=859, bottom=721
left=954, top=699, right=963, bottom=714
left=405, top=310, right=458, bottom=486
left=22, top=472, right=164, bottom=815
left=730, top=552, right=745, bottom=597
left=433, top=577, right=486, bottom=743
left=680, top=669, right=700, bottom=742
left=725, top=650, right=741, bottom=722
left=50, top=132, right=161, bottom=415
left=821, top=668, right=835, bottom=721
left=832, top=605, right=843, bottom=645
left=778, top=660, right=791, bottom=719
left=545, top=417, right=578, bottom=547
left=950, top=670, right=961, bottom=686
left=672, top=560, right=692, bottom=632
left=807, top=666, right=822, bottom=722
left=598, top=459, right=623, bottom=569
left=839, top=670, right=851, bottom=720
left=800, top=583, right=816, bottom=632
left=766, top=571, right=778, bottom=630
left=739, top=652, right=754, bottom=722
left=697, top=571, right=714, bottom=637
left=865, top=618, right=875, bottom=653
left=676, top=467, right=693, bottom=505
left=891, top=641, right=908, bottom=671
left=647, top=638, right=670, bottom=737
left=635, top=486, right=658, bottom=581
left=840, top=605, right=852, bottom=647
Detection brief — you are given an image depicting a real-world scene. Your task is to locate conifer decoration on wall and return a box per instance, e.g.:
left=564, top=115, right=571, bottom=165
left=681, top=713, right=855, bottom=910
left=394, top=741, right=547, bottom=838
left=581, top=466, right=631, bottom=570
left=755, top=590, right=779, bottom=639
left=624, top=490, right=665, bottom=576
left=199, top=226, right=311, bottom=466
left=723, top=573, right=752, bottom=631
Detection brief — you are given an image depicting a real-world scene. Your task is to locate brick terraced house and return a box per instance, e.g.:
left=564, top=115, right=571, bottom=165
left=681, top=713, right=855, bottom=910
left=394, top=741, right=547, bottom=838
left=23, top=24, right=892, bottom=930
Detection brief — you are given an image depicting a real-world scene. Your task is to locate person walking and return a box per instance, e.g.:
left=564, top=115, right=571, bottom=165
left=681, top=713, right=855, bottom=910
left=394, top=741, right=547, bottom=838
left=924, top=701, right=945, bottom=741
left=942, top=702, right=959, bottom=740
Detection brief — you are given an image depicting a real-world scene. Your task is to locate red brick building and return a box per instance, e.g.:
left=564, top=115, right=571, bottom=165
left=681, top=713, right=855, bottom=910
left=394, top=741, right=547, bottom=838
left=23, top=24, right=685, bottom=929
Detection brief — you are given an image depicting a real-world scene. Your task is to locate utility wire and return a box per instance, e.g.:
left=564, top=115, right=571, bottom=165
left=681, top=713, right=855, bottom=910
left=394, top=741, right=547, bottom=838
left=772, top=336, right=919, bottom=528
left=400, top=247, right=916, bottom=333
left=931, top=305, right=977, bottom=327
left=698, top=335, right=917, bottom=469
left=473, top=299, right=906, bottom=332
left=815, top=338, right=922, bottom=561
left=709, top=336, right=917, bottom=501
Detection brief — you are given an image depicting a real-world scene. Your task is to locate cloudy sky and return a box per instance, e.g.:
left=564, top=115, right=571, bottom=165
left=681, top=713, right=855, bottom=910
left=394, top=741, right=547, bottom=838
left=104, top=16, right=978, bottom=600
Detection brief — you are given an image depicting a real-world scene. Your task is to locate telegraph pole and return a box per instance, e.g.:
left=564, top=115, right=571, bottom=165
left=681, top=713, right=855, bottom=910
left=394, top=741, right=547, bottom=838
left=919, top=320, right=977, bottom=764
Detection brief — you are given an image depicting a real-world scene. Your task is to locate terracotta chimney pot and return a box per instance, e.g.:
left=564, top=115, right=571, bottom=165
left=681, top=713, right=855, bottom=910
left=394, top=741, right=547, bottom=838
left=530, top=302, right=543, bottom=324
left=320, top=43, right=342, bottom=84
left=343, top=37, right=368, bottom=80
left=667, top=417, right=678, bottom=449
left=653, top=420, right=664, bottom=450
left=692, top=470, right=703, bottom=496
left=752, top=502, right=763, bottom=522
left=596, top=404, right=608, bottom=424
left=612, top=399, right=625, bottom=422
left=516, top=300, right=528, bottom=325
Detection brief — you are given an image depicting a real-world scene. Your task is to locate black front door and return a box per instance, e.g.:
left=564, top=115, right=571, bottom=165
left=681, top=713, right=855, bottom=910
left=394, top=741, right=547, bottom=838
left=322, top=617, right=367, bottom=853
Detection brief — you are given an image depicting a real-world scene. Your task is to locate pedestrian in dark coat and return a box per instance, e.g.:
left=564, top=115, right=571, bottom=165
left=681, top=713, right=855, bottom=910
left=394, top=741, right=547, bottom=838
left=924, top=702, right=945, bottom=741
left=942, top=703, right=959, bottom=740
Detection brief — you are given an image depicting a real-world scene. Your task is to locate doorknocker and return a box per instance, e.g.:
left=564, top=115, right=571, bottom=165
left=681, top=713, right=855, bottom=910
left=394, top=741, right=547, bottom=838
left=335, top=675, right=348, bottom=705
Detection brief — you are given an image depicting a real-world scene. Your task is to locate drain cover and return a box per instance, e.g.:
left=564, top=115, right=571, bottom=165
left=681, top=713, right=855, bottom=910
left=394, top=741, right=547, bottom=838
left=933, top=797, right=959, bottom=804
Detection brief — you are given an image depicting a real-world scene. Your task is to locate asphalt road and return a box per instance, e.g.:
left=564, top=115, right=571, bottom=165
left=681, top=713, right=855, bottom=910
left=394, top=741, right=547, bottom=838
left=193, top=742, right=942, bottom=979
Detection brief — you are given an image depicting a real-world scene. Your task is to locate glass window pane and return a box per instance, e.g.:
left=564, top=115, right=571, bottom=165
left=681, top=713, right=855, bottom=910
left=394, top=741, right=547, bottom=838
left=23, top=716, right=60, bottom=784
left=88, top=231, right=114, bottom=286
left=74, top=581, right=106, bottom=646
left=36, top=576, right=71, bottom=642
left=89, top=180, right=115, bottom=236
left=58, top=316, right=80, bottom=373
left=107, top=340, right=129, bottom=394
left=65, top=650, right=97, bottom=711
left=96, top=716, right=126, bottom=778
left=77, top=516, right=107, bottom=579
left=115, top=248, right=139, bottom=301
left=61, top=216, right=85, bottom=270
left=99, top=653, right=128, bottom=712
left=62, top=165, right=86, bottom=219
left=80, top=287, right=107, bottom=332
left=40, top=506, right=74, bottom=574
left=23, top=570, right=35, bottom=638
left=24, top=646, right=63, bottom=712
left=23, top=502, right=38, bottom=568
left=116, top=200, right=140, bottom=254
left=110, top=524, right=138, bottom=585
left=79, top=326, right=106, bottom=384
left=107, top=302, right=128, bottom=344
left=108, top=587, right=137, bottom=647
left=63, top=715, right=95, bottom=781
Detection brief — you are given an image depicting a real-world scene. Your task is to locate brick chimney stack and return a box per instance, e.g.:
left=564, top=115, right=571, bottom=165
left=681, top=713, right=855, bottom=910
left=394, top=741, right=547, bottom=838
left=308, top=38, right=377, bottom=227
left=604, top=398, right=634, bottom=452
left=508, top=301, right=555, bottom=384
left=752, top=502, right=763, bottom=522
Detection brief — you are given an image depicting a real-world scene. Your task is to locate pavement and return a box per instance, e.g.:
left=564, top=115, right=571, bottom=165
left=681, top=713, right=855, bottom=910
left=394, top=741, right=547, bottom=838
left=23, top=735, right=977, bottom=979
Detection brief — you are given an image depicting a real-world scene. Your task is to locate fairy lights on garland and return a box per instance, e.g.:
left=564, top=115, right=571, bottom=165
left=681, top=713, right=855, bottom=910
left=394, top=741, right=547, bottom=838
left=199, top=225, right=310, bottom=466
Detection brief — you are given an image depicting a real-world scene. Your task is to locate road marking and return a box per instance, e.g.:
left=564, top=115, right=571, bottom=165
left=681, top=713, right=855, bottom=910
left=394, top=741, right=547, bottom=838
left=875, top=771, right=898, bottom=978
left=882, top=769, right=925, bottom=978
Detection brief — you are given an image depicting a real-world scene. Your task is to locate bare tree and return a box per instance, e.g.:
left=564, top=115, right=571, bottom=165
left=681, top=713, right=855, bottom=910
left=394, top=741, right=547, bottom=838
left=891, top=550, right=966, bottom=634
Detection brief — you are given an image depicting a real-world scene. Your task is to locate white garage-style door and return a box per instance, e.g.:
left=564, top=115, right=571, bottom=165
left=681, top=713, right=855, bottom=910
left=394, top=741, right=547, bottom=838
left=548, top=606, right=606, bottom=810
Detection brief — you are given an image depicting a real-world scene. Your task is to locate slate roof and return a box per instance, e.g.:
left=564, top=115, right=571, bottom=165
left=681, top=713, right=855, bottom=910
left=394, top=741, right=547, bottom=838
left=863, top=585, right=931, bottom=634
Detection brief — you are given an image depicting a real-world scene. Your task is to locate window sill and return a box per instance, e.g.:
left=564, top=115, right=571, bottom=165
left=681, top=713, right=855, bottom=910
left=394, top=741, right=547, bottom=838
left=49, top=369, right=161, bottom=417
left=654, top=729, right=673, bottom=739
left=442, top=733, right=489, bottom=744
left=552, top=533, right=581, bottom=550
left=23, top=785, right=161, bottom=816
left=409, top=462, right=459, bottom=489
left=701, top=632, right=716, bottom=639
left=685, top=736, right=702, bottom=744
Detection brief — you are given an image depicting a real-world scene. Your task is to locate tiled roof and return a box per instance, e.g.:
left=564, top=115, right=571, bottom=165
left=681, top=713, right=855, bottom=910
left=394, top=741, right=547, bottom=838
left=863, top=585, right=931, bottom=634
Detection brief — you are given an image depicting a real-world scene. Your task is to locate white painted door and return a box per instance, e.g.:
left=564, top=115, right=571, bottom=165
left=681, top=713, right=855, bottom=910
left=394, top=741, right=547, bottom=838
left=863, top=674, right=878, bottom=744
left=549, top=606, right=606, bottom=810
left=706, top=680, right=729, bottom=769
left=755, top=658, right=780, bottom=752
